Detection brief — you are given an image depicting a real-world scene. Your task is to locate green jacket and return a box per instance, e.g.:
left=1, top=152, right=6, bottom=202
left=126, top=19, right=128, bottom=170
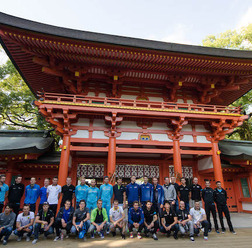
left=90, top=207, right=108, bottom=223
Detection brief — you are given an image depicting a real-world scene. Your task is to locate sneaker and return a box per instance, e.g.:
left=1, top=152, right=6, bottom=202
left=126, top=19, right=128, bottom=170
left=65, top=235, right=69, bottom=239
left=208, top=229, right=212, bottom=233
left=121, top=234, right=126, bottom=239
left=145, top=232, right=150, bottom=238
left=100, top=232, right=104, bottom=239
left=112, top=232, right=116, bottom=237
left=2, top=240, right=7, bottom=245
left=231, top=231, right=236, bottom=235
left=26, top=236, right=30, bottom=242
left=152, top=233, right=158, bottom=240
left=221, top=229, right=225, bottom=234
left=54, top=236, right=60, bottom=242
left=173, top=234, right=178, bottom=240
left=17, top=237, right=22, bottom=242
left=216, top=230, right=220, bottom=234
left=197, top=233, right=200, bottom=237
left=130, top=233, right=133, bottom=239
left=60, top=232, right=64, bottom=240
left=167, top=233, right=171, bottom=238
left=190, top=236, right=195, bottom=242
left=91, top=233, right=95, bottom=239
left=32, top=239, right=38, bottom=244
left=137, top=233, right=142, bottom=239
left=83, top=235, right=87, bottom=242
left=204, top=236, right=208, bottom=241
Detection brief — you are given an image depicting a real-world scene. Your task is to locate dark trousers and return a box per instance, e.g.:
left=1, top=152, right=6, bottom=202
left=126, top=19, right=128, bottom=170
left=28, top=203, right=36, bottom=213
left=10, top=202, right=20, bottom=216
left=0, top=203, right=4, bottom=213
left=205, top=203, right=219, bottom=230
left=217, top=205, right=234, bottom=232
left=144, top=221, right=159, bottom=234
left=160, top=223, right=179, bottom=236
left=0, top=227, right=13, bottom=241
left=194, top=220, right=210, bottom=236
left=34, top=223, right=54, bottom=239
left=55, top=220, right=72, bottom=236
left=38, top=204, right=43, bottom=211
left=49, top=204, right=58, bottom=217
left=128, top=223, right=144, bottom=233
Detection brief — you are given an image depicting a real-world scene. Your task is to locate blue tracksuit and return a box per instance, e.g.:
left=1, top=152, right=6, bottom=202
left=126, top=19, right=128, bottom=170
left=99, top=184, right=113, bottom=218
left=140, top=183, right=153, bottom=203
left=39, top=186, right=47, bottom=204
left=126, top=183, right=140, bottom=206
left=75, top=184, right=89, bottom=203
left=86, top=187, right=100, bottom=212
left=152, top=184, right=164, bottom=205
left=128, top=207, right=144, bottom=225
left=24, top=184, right=40, bottom=204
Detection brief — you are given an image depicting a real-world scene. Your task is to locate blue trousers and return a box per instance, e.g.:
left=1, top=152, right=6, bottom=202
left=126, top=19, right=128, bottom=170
left=102, top=200, right=111, bottom=220
left=87, top=202, right=97, bottom=213
left=71, top=221, right=90, bottom=239
left=14, top=226, right=33, bottom=237
left=34, top=223, right=53, bottom=239
left=0, top=227, right=13, bottom=241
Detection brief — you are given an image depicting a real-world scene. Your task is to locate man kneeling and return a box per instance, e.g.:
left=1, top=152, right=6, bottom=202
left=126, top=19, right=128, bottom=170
left=15, top=204, right=34, bottom=242
left=109, top=200, right=126, bottom=239
left=54, top=200, right=74, bottom=241
left=160, top=200, right=179, bottom=239
left=32, top=202, right=54, bottom=244
left=143, top=200, right=159, bottom=240
left=90, top=199, right=108, bottom=239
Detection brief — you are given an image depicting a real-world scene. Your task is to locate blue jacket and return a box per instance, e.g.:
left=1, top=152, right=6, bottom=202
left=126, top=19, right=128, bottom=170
left=39, top=186, right=48, bottom=204
left=75, top=184, right=89, bottom=203
left=140, top=183, right=153, bottom=202
left=126, top=183, right=140, bottom=204
left=24, top=184, right=40, bottom=204
left=152, top=184, right=164, bottom=205
left=86, top=186, right=100, bottom=204
left=100, top=184, right=113, bottom=202
left=128, top=207, right=144, bottom=225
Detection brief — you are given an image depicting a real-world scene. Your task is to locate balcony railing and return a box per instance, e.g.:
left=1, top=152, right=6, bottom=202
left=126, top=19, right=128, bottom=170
left=37, top=92, right=242, bottom=115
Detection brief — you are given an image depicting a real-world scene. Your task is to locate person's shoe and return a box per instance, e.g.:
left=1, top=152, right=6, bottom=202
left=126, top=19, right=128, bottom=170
left=54, top=236, right=60, bottom=242
left=173, top=234, right=178, bottom=240
left=100, top=232, right=104, bottom=239
left=106, top=230, right=110, bottom=235
left=32, top=239, right=38, bottom=244
left=112, top=232, right=116, bottom=237
left=90, top=232, right=95, bottom=239
left=190, top=236, right=195, bottom=242
left=152, top=233, right=158, bottom=240
left=221, top=229, right=225, bottom=234
left=121, top=234, right=126, bottom=239
left=26, top=236, right=30, bottom=242
left=130, top=233, right=133, bottom=239
left=204, top=236, right=208, bottom=241
left=65, top=235, right=69, bottom=239
left=137, top=233, right=142, bottom=239
left=2, top=240, right=7, bottom=245
left=17, top=237, right=22, bottom=242
left=208, top=229, right=212, bottom=233
left=231, top=231, right=237, bottom=235
left=216, top=230, right=220, bottom=234
left=145, top=232, right=149, bottom=238
left=167, top=233, right=171, bottom=238
left=83, top=235, right=87, bottom=242
left=197, top=233, right=200, bottom=237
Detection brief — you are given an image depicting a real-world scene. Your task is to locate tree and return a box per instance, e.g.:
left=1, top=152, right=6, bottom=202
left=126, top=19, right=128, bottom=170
left=203, top=24, right=252, bottom=141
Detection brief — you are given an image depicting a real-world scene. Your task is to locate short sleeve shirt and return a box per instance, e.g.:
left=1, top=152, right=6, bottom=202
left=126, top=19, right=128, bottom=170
left=74, top=207, right=89, bottom=222
left=0, top=184, right=9, bottom=202
left=47, top=185, right=62, bottom=204
left=161, top=210, right=177, bottom=225
left=36, top=209, right=54, bottom=223
left=17, top=212, right=34, bottom=226
left=189, top=208, right=206, bottom=224
left=144, top=206, right=157, bottom=223
left=109, top=206, right=124, bottom=221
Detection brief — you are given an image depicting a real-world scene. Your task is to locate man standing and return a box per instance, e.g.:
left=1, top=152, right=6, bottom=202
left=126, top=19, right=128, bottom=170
left=24, top=177, right=40, bottom=213
left=140, top=176, right=153, bottom=209
left=61, top=177, right=75, bottom=207
left=202, top=180, right=219, bottom=233
left=54, top=200, right=74, bottom=241
left=214, top=181, right=236, bottom=234
left=143, top=201, right=158, bottom=240
left=0, top=175, right=8, bottom=213
left=14, top=204, right=34, bottom=242
left=190, top=201, right=209, bottom=240
left=170, top=176, right=180, bottom=212
left=109, top=199, right=126, bottom=239
left=38, top=178, right=49, bottom=211
left=163, top=177, right=176, bottom=211
left=90, top=199, right=108, bottom=239
left=160, top=200, right=179, bottom=239
left=32, top=202, right=54, bottom=244
left=47, top=176, right=62, bottom=216
left=113, top=178, right=126, bottom=208
left=177, top=201, right=194, bottom=241
left=178, top=177, right=191, bottom=212
left=86, top=179, right=100, bottom=212
left=100, top=176, right=113, bottom=218
left=0, top=204, right=16, bottom=245
left=190, top=177, right=202, bottom=208
left=128, top=201, right=144, bottom=239
left=152, top=177, right=164, bottom=216
left=75, top=176, right=89, bottom=208
left=126, top=176, right=140, bottom=209
left=8, top=175, right=24, bottom=216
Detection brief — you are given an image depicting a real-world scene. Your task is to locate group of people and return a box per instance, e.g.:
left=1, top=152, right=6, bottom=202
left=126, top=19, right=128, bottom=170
left=0, top=173, right=236, bottom=245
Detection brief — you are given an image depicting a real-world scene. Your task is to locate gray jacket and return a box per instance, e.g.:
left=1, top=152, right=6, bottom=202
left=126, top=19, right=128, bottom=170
left=163, top=184, right=176, bottom=202
left=0, top=212, right=16, bottom=228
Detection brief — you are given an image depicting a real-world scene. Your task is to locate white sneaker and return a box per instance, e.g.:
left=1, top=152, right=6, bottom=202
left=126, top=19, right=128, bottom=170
left=54, top=236, right=60, bottom=242
left=204, top=236, right=208, bottom=241
left=32, top=239, right=38, bottom=244
left=17, top=237, right=22, bottom=242
left=26, top=236, right=30, bottom=242
left=190, top=236, right=195, bottom=242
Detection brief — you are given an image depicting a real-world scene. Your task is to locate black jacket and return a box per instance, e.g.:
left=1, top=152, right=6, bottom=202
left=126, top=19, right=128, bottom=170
left=8, top=183, right=24, bottom=203
left=202, top=187, right=215, bottom=204
left=55, top=207, right=74, bottom=224
left=213, top=188, right=227, bottom=206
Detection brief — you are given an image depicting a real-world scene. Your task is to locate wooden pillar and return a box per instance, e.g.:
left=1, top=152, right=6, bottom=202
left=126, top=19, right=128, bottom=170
left=107, top=136, right=116, bottom=182
left=212, top=141, right=224, bottom=187
left=173, top=139, right=182, bottom=181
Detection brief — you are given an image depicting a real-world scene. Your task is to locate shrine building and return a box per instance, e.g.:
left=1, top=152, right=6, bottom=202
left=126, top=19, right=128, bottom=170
left=0, top=12, right=252, bottom=213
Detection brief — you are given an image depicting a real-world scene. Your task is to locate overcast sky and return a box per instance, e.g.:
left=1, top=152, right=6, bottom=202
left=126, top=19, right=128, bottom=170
left=0, top=0, right=252, bottom=64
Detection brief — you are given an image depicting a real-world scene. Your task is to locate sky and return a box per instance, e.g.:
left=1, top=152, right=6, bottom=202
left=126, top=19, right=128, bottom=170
left=0, top=0, right=252, bottom=63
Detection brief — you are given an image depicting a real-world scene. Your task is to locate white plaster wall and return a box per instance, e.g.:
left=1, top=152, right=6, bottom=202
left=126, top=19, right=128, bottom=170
left=121, top=95, right=137, bottom=100
left=148, top=96, right=164, bottom=102
left=242, top=202, right=252, bottom=211
left=151, top=133, right=172, bottom=142
left=197, top=136, right=211, bottom=143
left=87, top=92, right=96, bottom=97
left=71, top=130, right=89, bottom=138
left=99, top=93, right=107, bottom=98
left=92, top=131, right=109, bottom=139
left=187, top=100, right=193, bottom=104
left=148, top=122, right=170, bottom=130
left=71, top=118, right=90, bottom=126
left=93, top=119, right=106, bottom=127
left=198, top=156, right=213, bottom=171
left=118, top=121, right=142, bottom=129
left=177, top=99, right=184, bottom=103
left=118, top=132, right=139, bottom=140
left=182, top=124, right=192, bottom=131
left=180, top=135, right=194, bottom=142
left=195, top=125, right=208, bottom=132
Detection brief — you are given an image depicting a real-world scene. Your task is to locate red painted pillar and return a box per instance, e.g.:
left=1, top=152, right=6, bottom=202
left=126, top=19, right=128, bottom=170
left=173, top=139, right=182, bottom=182
left=212, top=141, right=224, bottom=187
left=107, top=136, right=116, bottom=183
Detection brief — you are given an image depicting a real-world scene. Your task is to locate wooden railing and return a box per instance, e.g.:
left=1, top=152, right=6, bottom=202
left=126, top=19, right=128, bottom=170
left=37, top=92, right=242, bottom=115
